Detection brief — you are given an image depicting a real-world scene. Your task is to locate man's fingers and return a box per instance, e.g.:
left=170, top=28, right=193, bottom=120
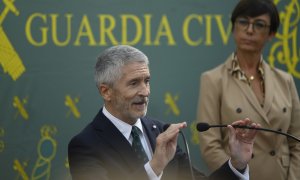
left=159, top=122, right=187, bottom=141
left=164, top=122, right=187, bottom=133
left=228, top=119, right=261, bottom=144
left=227, top=125, right=236, bottom=143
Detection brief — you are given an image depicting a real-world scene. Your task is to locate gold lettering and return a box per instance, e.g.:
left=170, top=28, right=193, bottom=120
left=51, top=14, right=72, bottom=46
left=25, top=13, right=48, bottom=46
left=215, top=15, right=231, bottom=45
left=121, top=14, right=142, bottom=45
left=144, top=14, right=152, bottom=45
left=154, top=15, right=176, bottom=46
left=205, top=15, right=212, bottom=45
left=74, top=15, right=96, bottom=46
left=182, top=14, right=203, bottom=46
left=24, top=13, right=232, bottom=47
left=99, top=14, right=118, bottom=45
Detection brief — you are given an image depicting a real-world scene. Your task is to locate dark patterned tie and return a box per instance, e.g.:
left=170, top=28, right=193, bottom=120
left=131, top=126, right=149, bottom=163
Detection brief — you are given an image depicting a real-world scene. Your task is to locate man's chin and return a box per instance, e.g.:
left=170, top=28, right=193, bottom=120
left=134, top=110, right=147, bottom=119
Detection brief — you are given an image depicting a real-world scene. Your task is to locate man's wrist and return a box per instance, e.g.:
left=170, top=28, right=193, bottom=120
left=145, top=162, right=162, bottom=180
left=149, top=159, right=163, bottom=176
left=230, top=158, right=247, bottom=170
left=228, top=159, right=249, bottom=180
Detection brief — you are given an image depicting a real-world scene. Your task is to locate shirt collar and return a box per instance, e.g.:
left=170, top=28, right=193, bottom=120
left=230, top=52, right=265, bottom=81
left=102, top=106, right=144, bottom=141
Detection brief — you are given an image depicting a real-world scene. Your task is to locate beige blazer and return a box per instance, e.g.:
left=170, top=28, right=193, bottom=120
left=197, top=53, right=300, bottom=180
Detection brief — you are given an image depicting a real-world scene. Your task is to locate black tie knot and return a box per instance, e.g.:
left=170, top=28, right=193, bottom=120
left=131, top=126, right=141, bottom=139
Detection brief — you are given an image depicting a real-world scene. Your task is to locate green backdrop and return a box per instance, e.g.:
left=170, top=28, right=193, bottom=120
left=1, top=0, right=299, bottom=179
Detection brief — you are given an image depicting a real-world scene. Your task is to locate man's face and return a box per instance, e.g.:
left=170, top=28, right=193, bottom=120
left=105, top=62, right=150, bottom=125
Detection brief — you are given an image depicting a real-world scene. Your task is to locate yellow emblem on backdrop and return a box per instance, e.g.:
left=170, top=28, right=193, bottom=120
left=65, top=95, right=81, bottom=119
left=269, top=0, right=300, bottom=79
left=31, top=125, right=57, bottom=180
left=13, top=96, right=29, bottom=120
left=0, top=0, right=25, bottom=81
left=13, top=159, right=29, bottom=180
left=13, top=126, right=57, bottom=180
left=164, top=92, right=180, bottom=116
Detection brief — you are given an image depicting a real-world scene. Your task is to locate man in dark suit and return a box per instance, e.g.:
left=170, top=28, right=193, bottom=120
left=68, top=45, right=260, bottom=180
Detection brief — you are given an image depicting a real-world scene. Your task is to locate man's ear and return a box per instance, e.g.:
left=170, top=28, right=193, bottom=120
left=99, top=84, right=112, bottom=101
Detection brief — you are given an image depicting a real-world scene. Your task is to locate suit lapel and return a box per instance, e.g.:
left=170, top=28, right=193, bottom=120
left=91, top=110, right=143, bottom=167
left=141, top=117, right=161, bottom=151
left=91, top=110, right=163, bottom=169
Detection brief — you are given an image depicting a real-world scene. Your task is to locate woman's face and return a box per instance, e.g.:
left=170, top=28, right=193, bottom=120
left=233, top=14, right=275, bottom=53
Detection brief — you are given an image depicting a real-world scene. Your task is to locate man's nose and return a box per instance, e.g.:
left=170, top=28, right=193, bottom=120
left=138, top=83, right=150, bottom=96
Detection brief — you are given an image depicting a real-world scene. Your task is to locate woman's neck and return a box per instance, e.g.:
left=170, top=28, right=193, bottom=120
left=236, top=51, right=261, bottom=74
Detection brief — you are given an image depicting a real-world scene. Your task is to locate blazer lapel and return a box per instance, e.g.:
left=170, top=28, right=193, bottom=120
left=225, top=58, right=270, bottom=124
left=262, top=62, right=274, bottom=117
left=233, top=77, right=269, bottom=120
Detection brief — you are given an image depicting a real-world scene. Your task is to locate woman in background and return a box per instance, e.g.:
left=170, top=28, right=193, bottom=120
left=197, top=0, right=300, bottom=179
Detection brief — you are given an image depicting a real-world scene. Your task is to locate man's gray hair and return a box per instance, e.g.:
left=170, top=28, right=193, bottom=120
left=94, top=45, right=149, bottom=88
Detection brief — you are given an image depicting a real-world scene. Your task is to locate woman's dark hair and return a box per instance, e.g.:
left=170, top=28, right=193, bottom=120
left=231, top=0, right=280, bottom=34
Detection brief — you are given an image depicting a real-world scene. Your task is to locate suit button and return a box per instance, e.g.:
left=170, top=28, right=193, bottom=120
left=236, top=108, right=242, bottom=113
left=269, top=150, right=276, bottom=156
left=283, top=107, right=287, bottom=113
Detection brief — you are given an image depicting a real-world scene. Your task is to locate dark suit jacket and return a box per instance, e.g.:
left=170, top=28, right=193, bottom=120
left=68, top=108, right=240, bottom=180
